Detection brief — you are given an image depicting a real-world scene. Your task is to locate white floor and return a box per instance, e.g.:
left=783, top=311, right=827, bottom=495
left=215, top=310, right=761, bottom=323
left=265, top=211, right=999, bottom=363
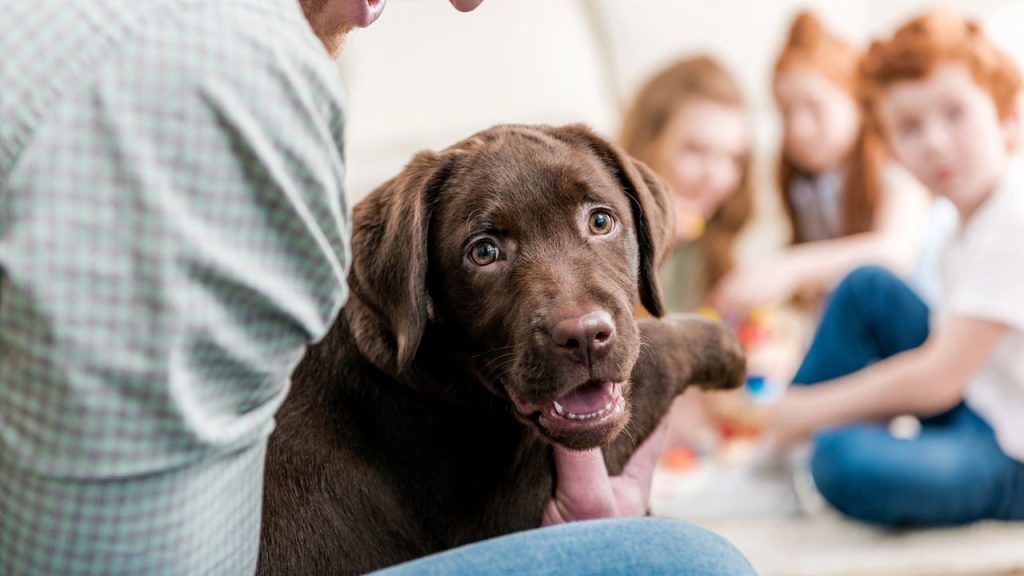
left=695, top=515, right=1024, bottom=576
left=651, top=459, right=1024, bottom=576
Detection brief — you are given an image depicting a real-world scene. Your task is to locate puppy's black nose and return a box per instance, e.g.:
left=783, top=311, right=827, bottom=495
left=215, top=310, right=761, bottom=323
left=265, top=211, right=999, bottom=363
left=551, top=310, right=616, bottom=366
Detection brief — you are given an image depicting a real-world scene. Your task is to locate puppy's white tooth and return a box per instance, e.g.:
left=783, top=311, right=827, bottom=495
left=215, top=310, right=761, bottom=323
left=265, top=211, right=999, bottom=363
left=554, top=401, right=565, bottom=416
left=605, top=401, right=612, bottom=410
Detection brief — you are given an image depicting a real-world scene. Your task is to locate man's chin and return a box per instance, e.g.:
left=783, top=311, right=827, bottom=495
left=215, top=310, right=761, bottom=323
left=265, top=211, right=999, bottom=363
left=348, top=0, right=387, bottom=28
left=299, top=0, right=359, bottom=57
left=449, top=0, right=484, bottom=12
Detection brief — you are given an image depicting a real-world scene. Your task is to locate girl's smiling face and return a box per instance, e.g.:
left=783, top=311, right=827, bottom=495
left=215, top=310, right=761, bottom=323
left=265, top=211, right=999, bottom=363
left=655, top=97, right=750, bottom=220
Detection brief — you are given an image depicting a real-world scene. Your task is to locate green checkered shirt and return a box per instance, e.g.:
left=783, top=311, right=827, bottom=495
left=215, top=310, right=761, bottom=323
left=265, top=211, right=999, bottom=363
left=0, top=0, right=350, bottom=573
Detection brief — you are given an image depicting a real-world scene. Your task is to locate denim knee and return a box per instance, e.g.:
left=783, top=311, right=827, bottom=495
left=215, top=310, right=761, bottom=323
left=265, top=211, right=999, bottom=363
left=373, top=518, right=756, bottom=576
left=832, top=265, right=900, bottom=305
left=810, top=431, right=904, bottom=526
left=626, top=518, right=756, bottom=575
left=549, top=518, right=756, bottom=575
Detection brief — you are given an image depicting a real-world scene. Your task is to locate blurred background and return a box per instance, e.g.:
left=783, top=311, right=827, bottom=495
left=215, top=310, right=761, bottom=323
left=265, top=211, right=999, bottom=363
left=338, top=0, right=1024, bottom=264
left=336, top=2, right=1024, bottom=574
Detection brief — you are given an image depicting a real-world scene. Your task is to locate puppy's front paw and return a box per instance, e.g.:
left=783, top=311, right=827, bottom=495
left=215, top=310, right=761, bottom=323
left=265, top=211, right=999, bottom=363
left=663, top=314, right=746, bottom=393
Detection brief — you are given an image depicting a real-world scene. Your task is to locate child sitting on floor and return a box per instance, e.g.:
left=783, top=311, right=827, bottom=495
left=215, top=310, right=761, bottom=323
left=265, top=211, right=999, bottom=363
left=762, top=10, right=1024, bottom=526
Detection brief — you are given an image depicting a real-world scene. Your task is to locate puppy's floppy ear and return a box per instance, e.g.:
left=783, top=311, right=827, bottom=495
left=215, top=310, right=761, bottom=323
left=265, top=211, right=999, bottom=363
left=345, top=150, right=455, bottom=374
left=550, top=124, right=674, bottom=317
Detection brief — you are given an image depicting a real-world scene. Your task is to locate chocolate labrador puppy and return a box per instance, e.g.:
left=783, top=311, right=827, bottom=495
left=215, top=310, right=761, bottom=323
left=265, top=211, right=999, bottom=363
left=258, top=124, right=745, bottom=575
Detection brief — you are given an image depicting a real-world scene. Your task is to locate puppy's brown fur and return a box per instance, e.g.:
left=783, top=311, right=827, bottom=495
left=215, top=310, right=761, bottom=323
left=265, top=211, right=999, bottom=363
left=258, top=124, right=745, bottom=575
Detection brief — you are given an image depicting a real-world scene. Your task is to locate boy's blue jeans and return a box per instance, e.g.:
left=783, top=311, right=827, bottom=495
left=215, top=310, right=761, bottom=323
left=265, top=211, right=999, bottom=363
left=794, top=266, right=1024, bottom=526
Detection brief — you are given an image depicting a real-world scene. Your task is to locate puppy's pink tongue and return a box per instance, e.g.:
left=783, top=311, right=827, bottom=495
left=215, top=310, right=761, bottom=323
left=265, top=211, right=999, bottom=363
left=555, top=381, right=614, bottom=415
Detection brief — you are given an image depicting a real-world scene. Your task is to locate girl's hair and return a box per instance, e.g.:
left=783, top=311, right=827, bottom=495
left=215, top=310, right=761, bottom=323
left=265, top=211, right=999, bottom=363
left=861, top=10, right=1021, bottom=127
left=619, top=55, right=753, bottom=292
left=773, top=10, right=882, bottom=244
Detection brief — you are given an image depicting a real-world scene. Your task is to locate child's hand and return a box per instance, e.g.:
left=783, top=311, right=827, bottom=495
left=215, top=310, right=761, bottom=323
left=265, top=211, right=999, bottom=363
left=703, top=389, right=763, bottom=433
left=761, top=388, right=817, bottom=448
left=711, top=261, right=798, bottom=317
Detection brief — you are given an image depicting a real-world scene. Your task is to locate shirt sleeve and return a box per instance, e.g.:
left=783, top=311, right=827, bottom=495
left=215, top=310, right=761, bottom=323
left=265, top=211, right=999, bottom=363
left=946, top=192, right=1024, bottom=333
left=0, top=2, right=350, bottom=573
left=0, top=0, right=350, bottom=479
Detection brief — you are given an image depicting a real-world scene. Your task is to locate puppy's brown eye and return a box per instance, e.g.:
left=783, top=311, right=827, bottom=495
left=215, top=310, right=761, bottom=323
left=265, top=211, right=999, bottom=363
left=470, top=241, right=500, bottom=266
left=588, top=210, right=614, bottom=235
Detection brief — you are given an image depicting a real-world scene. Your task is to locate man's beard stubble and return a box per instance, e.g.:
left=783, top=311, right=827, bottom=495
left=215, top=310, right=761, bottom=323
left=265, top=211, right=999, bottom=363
left=299, top=0, right=354, bottom=57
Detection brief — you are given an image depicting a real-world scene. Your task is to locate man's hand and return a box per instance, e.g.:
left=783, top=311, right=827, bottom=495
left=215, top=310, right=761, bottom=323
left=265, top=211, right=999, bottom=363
left=542, top=417, right=669, bottom=525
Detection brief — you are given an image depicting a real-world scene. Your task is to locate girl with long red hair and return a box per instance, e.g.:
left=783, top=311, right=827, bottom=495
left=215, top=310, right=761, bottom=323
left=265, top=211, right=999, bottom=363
left=713, top=11, right=942, bottom=314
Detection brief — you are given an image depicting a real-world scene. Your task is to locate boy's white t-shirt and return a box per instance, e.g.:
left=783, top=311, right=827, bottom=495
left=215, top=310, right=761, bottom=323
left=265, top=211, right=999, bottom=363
left=941, top=158, right=1024, bottom=462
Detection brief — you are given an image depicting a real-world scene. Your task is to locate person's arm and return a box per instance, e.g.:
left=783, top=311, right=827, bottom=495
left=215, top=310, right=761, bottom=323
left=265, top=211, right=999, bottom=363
left=765, top=315, right=1007, bottom=445
left=543, top=417, right=668, bottom=524
left=0, top=3, right=351, bottom=573
left=712, top=165, right=930, bottom=314
left=780, top=165, right=931, bottom=286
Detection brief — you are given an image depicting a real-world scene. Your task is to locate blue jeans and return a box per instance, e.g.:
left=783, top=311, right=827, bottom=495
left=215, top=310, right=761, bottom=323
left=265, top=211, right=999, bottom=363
left=372, top=518, right=755, bottom=575
left=794, top=266, right=1024, bottom=526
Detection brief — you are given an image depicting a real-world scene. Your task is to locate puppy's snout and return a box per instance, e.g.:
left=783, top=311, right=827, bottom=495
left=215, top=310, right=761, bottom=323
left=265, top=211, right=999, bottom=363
left=551, top=310, right=616, bottom=366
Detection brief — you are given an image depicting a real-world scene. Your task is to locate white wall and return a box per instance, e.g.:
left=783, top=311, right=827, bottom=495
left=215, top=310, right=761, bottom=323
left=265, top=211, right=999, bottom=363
left=337, top=0, right=1023, bottom=260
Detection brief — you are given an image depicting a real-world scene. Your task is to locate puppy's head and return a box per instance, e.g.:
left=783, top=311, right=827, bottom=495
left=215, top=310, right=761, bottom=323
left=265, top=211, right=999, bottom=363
left=346, top=124, right=673, bottom=449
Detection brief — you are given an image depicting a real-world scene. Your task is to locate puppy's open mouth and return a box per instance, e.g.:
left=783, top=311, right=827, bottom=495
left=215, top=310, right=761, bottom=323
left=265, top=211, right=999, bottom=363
left=506, top=379, right=629, bottom=446
left=546, top=380, right=624, bottom=423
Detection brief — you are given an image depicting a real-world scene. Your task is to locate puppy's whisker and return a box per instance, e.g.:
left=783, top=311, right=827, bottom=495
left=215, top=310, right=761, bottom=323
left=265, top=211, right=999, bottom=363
left=621, top=423, right=638, bottom=448
left=481, top=352, right=516, bottom=370
left=488, top=363, right=516, bottom=383
left=472, top=345, right=516, bottom=360
left=481, top=354, right=516, bottom=378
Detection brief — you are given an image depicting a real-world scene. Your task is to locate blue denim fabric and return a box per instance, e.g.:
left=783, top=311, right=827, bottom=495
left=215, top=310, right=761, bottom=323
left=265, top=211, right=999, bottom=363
left=373, top=518, right=755, bottom=575
left=794, top=266, right=1024, bottom=526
